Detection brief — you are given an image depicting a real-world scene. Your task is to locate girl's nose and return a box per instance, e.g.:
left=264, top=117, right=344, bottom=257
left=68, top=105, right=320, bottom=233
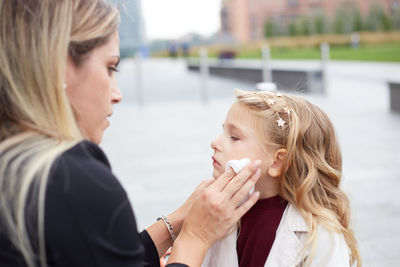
left=211, top=136, right=221, bottom=151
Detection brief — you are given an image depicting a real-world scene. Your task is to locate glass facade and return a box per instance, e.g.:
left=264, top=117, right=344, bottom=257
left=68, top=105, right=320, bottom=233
left=112, top=0, right=145, bottom=57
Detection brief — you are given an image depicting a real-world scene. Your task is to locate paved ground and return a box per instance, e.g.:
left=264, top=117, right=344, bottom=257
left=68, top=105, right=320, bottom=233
left=101, top=58, right=400, bottom=266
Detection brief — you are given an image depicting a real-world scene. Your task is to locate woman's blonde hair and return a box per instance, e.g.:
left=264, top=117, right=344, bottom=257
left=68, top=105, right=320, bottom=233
left=0, top=1, right=119, bottom=266
left=235, top=89, right=361, bottom=267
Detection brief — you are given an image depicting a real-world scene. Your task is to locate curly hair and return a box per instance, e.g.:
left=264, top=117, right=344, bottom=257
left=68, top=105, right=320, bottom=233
left=235, top=89, right=361, bottom=267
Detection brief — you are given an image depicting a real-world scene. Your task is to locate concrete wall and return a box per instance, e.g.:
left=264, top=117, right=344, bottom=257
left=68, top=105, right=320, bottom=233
left=187, top=63, right=324, bottom=93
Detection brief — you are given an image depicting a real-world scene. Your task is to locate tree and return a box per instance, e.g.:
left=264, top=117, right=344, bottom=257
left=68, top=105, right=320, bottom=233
left=366, top=3, right=385, bottom=31
left=333, top=2, right=362, bottom=34
left=353, top=10, right=364, bottom=32
left=314, top=14, right=326, bottom=34
left=381, top=12, right=393, bottom=31
left=300, top=17, right=311, bottom=35
left=264, top=20, right=276, bottom=38
left=393, top=8, right=400, bottom=30
left=289, top=20, right=298, bottom=36
left=264, top=18, right=284, bottom=37
left=333, top=16, right=344, bottom=34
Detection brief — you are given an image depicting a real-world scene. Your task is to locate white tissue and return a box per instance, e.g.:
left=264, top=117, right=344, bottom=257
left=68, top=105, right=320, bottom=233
left=225, top=158, right=251, bottom=174
left=225, top=158, right=255, bottom=206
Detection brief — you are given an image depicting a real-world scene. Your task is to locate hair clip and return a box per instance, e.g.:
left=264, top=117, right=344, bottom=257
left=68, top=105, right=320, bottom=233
left=267, top=98, right=276, bottom=105
left=255, top=91, right=291, bottom=129
left=277, top=117, right=286, bottom=128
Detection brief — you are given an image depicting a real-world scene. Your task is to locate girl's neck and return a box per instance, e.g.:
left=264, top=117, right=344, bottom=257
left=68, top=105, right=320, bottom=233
left=255, top=174, right=280, bottom=199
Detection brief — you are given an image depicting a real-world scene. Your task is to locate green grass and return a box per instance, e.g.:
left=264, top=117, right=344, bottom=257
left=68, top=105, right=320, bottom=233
left=236, top=42, right=400, bottom=62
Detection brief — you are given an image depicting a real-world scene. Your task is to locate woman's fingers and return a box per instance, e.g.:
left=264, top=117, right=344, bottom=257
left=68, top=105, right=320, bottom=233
left=197, top=178, right=214, bottom=191
left=223, top=160, right=261, bottom=199
left=174, top=160, right=262, bottom=250
left=230, top=168, right=261, bottom=206
left=211, top=167, right=235, bottom=191
left=234, top=190, right=260, bottom=220
left=177, top=178, right=214, bottom=214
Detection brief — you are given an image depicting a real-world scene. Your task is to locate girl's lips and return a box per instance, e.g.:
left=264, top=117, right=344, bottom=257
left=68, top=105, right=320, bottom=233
left=212, top=156, right=221, bottom=167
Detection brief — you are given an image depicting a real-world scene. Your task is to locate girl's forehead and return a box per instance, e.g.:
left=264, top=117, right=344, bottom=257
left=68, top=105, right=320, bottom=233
left=228, top=103, right=276, bottom=153
left=227, top=103, right=254, bottom=120
left=226, top=103, right=259, bottom=130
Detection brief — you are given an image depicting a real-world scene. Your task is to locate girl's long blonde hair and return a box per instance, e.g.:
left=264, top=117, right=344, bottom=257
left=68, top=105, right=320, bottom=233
left=235, top=89, right=361, bottom=267
left=0, top=1, right=119, bottom=266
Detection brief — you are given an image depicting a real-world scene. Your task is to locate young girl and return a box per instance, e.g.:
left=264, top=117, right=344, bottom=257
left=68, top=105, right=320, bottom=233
left=204, top=89, right=361, bottom=267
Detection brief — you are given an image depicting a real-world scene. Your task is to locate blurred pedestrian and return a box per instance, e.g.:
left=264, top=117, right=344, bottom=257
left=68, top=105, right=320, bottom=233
left=181, top=42, right=190, bottom=57
left=168, top=42, right=177, bottom=58
left=350, top=32, right=360, bottom=49
left=0, top=1, right=261, bottom=266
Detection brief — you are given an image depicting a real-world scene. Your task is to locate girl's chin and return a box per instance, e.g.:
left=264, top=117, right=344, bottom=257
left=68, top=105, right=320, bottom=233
left=212, top=169, right=222, bottom=179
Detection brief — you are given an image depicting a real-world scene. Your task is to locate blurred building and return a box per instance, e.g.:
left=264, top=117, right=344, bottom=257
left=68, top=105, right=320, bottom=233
left=220, top=0, right=400, bottom=42
left=112, top=0, right=145, bottom=57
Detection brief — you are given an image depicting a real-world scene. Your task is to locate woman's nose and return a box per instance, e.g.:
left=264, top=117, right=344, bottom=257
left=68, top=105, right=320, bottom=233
left=111, top=86, right=122, bottom=104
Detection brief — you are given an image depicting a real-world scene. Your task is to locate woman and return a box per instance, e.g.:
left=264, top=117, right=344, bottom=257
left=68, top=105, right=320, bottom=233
left=0, top=1, right=261, bottom=266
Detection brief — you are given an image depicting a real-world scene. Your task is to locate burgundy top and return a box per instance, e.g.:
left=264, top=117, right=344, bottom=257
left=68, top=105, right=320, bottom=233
left=237, top=195, right=288, bottom=267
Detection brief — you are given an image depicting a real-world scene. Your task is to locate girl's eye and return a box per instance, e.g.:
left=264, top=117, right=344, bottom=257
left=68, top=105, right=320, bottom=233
left=230, top=136, right=240, bottom=141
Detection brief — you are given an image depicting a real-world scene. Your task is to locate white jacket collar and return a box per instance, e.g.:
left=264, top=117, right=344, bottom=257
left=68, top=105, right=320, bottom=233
left=264, top=204, right=309, bottom=267
left=202, top=204, right=309, bottom=267
left=202, top=204, right=351, bottom=267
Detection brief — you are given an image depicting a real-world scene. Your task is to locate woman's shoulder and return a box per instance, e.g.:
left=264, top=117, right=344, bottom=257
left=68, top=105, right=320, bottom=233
left=58, top=140, right=111, bottom=168
left=45, top=141, right=143, bottom=266
left=46, top=139, right=133, bottom=236
left=48, top=140, right=124, bottom=199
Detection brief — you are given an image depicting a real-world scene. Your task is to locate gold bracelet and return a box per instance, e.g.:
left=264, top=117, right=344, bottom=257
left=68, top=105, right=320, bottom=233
left=157, top=215, right=176, bottom=242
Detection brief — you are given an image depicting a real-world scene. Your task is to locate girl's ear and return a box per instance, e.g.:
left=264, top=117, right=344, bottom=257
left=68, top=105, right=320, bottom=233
left=267, top=149, right=287, bottom=178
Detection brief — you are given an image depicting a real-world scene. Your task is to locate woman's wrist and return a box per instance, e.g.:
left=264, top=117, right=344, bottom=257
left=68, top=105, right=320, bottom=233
left=167, top=228, right=210, bottom=266
left=157, top=215, right=177, bottom=243
left=146, top=213, right=182, bottom=256
left=168, top=211, right=184, bottom=236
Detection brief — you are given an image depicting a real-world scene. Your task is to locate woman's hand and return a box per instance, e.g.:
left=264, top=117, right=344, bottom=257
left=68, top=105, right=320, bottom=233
left=167, top=160, right=262, bottom=266
left=145, top=175, right=223, bottom=257
left=168, top=178, right=214, bottom=237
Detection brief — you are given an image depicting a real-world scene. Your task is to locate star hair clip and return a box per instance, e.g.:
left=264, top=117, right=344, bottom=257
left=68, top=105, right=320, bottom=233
left=274, top=92, right=291, bottom=128
left=276, top=106, right=292, bottom=128
left=277, top=117, right=286, bottom=128
left=257, top=91, right=291, bottom=128
left=267, top=98, right=276, bottom=105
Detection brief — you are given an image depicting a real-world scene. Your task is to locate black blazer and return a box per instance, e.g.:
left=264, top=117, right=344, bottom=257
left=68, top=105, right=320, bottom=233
left=0, top=141, right=188, bottom=267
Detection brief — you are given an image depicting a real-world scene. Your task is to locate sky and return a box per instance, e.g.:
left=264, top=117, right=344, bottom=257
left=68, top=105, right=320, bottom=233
left=141, top=0, right=222, bottom=40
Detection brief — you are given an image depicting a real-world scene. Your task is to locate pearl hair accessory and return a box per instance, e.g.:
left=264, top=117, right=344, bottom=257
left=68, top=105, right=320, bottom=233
left=63, top=83, right=67, bottom=89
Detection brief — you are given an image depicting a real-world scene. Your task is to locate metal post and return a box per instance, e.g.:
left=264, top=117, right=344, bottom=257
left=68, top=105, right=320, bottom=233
left=320, top=42, right=330, bottom=93
left=134, top=51, right=144, bottom=106
left=199, top=47, right=209, bottom=103
left=262, top=44, right=272, bottom=83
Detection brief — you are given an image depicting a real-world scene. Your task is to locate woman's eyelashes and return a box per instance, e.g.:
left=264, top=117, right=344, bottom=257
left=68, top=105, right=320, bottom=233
left=108, top=66, right=119, bottom=74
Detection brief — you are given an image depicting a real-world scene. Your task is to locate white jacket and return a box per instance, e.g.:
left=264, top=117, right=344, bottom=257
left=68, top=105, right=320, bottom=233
left=202, top=204, right=350, bottom=267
